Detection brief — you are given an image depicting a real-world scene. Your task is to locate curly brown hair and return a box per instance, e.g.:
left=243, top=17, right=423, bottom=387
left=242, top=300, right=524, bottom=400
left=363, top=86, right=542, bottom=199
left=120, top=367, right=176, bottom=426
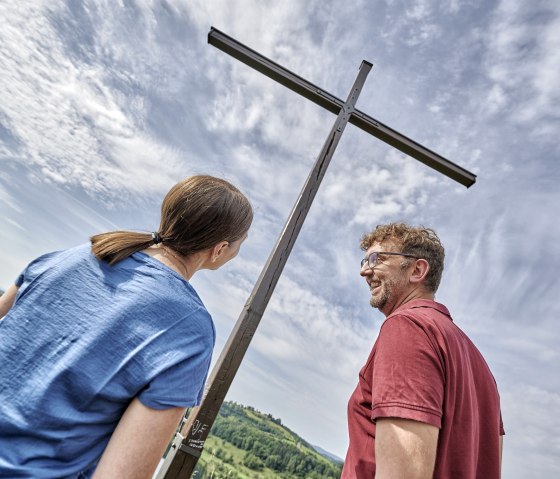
left=360, top=222, right=445, bottom=293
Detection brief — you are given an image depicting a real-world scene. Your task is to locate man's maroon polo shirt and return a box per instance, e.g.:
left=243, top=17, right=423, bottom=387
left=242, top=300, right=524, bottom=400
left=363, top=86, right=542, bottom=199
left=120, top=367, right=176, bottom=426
left=342, top=299, right=504, bottom=478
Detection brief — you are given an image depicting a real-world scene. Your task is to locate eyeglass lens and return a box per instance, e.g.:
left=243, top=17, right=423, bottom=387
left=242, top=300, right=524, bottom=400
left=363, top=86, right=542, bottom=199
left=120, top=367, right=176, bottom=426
left=361, top=252, right=378, bottom=269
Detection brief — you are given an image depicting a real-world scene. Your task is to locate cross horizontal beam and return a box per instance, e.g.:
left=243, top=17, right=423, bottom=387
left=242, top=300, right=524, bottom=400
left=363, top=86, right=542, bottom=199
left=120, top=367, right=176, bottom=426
left=208, top=27, right=476, bottom=188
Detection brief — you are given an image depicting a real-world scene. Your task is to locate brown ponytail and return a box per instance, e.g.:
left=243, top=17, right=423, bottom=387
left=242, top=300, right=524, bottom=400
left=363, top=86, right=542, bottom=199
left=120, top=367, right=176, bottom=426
left=90, top=231, right=155, bottom=265
left=91, top=175, right=253, bottom=265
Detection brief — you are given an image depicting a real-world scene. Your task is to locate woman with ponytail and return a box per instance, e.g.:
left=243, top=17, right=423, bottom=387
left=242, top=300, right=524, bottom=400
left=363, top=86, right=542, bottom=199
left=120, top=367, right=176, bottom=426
left=0, top=175, right=253, bottom=479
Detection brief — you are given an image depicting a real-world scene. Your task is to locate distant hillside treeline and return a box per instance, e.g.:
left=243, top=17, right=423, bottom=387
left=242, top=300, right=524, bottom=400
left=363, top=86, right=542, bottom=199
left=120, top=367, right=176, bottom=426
left=192, top=401, right=342, bottom=479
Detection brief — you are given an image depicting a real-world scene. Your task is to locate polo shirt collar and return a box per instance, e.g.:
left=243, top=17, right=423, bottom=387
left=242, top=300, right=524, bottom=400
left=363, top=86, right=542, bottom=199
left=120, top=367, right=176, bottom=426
left=390, top=298, right=452, bottom=320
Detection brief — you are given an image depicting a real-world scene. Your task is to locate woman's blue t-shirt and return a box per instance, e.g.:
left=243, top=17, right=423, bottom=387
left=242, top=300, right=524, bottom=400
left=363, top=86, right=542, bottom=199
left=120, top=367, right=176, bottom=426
left=0, top=244, right=215, bottom=478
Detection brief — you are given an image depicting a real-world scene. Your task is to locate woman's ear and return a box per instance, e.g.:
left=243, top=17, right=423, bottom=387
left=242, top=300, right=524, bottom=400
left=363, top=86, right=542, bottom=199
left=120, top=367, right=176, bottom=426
left=210, top=241, right=229, bottom=263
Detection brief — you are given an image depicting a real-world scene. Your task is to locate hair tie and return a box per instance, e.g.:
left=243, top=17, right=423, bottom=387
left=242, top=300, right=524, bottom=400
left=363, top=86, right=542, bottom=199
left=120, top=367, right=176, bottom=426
left=151, top=232, right=162, bottom=245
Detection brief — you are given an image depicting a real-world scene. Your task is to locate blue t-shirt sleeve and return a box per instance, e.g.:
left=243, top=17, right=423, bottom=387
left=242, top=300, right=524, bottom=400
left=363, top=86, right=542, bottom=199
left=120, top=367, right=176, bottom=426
left=137, top=308, right=215, bottom=410
left=15, top=250, right=62, bottom=288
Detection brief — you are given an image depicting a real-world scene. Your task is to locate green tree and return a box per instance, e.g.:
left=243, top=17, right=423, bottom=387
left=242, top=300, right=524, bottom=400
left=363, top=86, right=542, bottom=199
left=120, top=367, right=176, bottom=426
left=243, top=453, right=264, bottom=471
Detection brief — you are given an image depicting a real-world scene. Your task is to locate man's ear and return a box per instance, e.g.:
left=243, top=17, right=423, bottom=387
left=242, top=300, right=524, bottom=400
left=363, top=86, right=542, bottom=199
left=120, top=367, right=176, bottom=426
left=210, top=241, right=229, bottom=263
left=410, top=258, right=430, bottom=285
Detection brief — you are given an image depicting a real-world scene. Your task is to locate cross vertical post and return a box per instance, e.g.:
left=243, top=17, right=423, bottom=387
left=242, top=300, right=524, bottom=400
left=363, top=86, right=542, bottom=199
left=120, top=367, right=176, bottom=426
left=162, top=58, right=371, bottom=479
left=160, top=27, right=476, bottom=479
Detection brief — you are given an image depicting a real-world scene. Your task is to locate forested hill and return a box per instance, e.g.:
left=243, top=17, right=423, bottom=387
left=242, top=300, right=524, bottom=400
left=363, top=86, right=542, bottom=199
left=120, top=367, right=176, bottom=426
left=193, top=401, right=343, bottom=479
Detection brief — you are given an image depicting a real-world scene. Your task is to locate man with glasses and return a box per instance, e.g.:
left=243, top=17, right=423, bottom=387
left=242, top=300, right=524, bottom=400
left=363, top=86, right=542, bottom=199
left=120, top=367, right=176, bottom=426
left=341, top=223, right=504, bottom=479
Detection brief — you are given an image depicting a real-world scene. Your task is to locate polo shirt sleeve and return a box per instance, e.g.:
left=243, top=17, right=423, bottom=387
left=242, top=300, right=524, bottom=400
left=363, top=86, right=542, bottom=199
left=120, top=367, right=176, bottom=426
left=371, top=314, right=444, bottom=428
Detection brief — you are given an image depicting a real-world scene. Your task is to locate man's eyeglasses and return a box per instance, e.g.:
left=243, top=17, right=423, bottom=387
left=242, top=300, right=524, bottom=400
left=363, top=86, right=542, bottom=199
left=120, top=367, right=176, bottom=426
left=360, top=251, right=420, bottom=270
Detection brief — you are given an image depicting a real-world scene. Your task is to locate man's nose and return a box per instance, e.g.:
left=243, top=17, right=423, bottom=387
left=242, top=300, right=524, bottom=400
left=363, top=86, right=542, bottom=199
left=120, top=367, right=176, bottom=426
left=360, top=265, right=373, bottom=277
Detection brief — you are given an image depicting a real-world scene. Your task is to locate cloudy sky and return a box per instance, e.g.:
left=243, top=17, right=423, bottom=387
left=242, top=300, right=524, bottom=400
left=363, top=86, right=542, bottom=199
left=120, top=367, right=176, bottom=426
left=1, top=0, right=559, bottom=476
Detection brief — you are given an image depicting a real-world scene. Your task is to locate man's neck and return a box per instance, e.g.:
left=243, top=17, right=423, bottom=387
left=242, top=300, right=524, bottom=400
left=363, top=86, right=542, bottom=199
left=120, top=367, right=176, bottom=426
left=382, top=288, right=434, bottom=317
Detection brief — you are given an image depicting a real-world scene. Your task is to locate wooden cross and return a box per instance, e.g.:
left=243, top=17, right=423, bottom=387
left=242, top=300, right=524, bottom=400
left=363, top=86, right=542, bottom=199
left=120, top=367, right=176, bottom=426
left=159, top=27, right=476, bottom=479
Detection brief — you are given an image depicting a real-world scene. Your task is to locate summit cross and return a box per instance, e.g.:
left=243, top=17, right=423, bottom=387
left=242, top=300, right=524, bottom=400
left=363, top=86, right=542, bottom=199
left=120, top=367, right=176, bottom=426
left=159, top=27, right=476, bottom=479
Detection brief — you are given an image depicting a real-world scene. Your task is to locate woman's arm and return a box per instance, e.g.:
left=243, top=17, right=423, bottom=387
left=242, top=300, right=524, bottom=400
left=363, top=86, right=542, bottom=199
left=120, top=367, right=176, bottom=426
left=0, top=284, right=19, bottom=318
left=92, top=398, right=185, bottom=479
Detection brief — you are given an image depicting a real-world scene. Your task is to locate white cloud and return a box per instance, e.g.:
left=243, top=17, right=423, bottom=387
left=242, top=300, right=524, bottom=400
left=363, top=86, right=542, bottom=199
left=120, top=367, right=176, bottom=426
left=3, top=217, right=25, bottom=232
left=501, top=384, right=560, bottom=477
left=483, top=0, right=560, bottom=132
left=255, top=275, right=374, bottom=382
left=316, top=148, right=438, bottom=229
left=406, top=0, right=432, bottom=20
left=0, top=2, right=197, bottom=201
left=0, top=182, right=23, bottom=215
left=483, top=84, right=508, bottom=115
